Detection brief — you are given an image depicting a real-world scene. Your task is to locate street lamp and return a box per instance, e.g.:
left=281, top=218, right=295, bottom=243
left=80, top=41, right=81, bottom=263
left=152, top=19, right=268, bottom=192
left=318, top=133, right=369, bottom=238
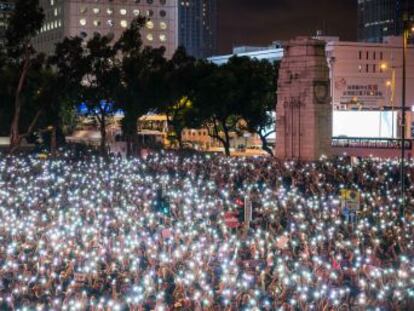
left=400, top=15, right=414, bottom=217
left=380, top=63, right=396, bottom=137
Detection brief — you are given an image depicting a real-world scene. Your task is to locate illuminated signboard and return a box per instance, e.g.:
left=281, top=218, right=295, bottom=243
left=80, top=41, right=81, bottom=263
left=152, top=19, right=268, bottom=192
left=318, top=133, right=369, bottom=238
left=334, top=77, right=385, bottom=107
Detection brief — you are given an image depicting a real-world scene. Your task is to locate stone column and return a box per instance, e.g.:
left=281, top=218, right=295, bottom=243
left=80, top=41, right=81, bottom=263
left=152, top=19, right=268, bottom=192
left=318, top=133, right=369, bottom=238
left=275, top=37, right=332, bottom=161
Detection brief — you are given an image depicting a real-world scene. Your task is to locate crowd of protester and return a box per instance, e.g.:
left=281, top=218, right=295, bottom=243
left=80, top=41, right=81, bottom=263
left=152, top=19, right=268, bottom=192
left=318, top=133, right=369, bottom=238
left=0, top=151, right=414, bottom=310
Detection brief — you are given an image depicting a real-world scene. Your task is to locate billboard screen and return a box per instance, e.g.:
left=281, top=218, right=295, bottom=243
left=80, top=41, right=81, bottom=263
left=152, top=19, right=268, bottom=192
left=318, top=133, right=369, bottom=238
left=333, top=111, right=397, bottom=138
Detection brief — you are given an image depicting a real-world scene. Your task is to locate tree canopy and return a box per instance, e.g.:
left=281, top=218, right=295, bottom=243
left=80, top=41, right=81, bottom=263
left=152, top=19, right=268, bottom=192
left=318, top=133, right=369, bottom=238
left=1, top=2, right=279, bottom=157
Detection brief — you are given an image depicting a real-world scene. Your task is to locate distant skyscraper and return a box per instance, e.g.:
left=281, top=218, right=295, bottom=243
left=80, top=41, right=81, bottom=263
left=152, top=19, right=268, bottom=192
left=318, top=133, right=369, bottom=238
left=358, top=0, right=414, bottom=43
left=178, top=0, right=217, bottom=58
left=0, top=0, right=14, bottom=44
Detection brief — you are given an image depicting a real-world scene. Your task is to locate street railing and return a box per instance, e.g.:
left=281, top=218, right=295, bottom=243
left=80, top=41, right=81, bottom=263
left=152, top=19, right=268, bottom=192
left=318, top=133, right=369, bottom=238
left=332, top=137, right=412, bottom=150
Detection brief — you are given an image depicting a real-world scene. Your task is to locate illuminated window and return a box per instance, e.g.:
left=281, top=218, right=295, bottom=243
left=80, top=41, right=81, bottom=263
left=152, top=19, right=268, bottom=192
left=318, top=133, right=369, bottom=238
left=159, top=34, right=167, bottom=42
left=107, top=8, right=113, bottom=15
left=120, top=20, right=128, bottom=28
left=93, top=20, right=101, bottom=27
left=93, top=8, right=100, bottom=14
left=120, top=9, right=127, bottom=15
left=80, top=18, right=87, bottom=26
left=107, top=19, right=114, bottom=27
left=146, top=21, right=154, bottom=29
left=133, top=9, right=140, bottom=16
left=146, top=33, right=154, bottom=41
left=160, top=22, right=167, bottom=30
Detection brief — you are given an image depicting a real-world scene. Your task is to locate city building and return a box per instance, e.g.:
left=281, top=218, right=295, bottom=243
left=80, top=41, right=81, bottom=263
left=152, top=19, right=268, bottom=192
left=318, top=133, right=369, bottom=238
left=209, top=35, right=414, bottom=139
left=33, top=0, right=216, bottom=59
left=33, top=0, right=179, bottom=57
left=178, top=0, right=217, bottom=58
left=209, top=42, right=283, bottom=65
left=0, top=0, right=14, bottom=44
left=68, top=113, right=263, bottom=156
left=358, top=0, right=414, bottom=43
left=324, top=36, right=414, bottom=111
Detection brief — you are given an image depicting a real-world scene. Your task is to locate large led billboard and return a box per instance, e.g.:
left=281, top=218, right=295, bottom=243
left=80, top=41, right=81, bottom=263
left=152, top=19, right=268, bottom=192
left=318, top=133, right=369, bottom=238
left=333, top=111, right=398, bottom=138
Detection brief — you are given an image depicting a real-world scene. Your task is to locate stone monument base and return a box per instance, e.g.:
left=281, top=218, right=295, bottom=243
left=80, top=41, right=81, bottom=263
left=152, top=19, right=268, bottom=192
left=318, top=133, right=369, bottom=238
left=275, top=37, right=332, bottom=161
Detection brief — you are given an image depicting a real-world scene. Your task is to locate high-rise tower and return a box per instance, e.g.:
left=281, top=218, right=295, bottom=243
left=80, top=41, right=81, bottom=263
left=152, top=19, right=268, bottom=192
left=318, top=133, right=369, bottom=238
left=358, top=0, right=414, bottom=43
left=178, top=0, right=217, bottom=58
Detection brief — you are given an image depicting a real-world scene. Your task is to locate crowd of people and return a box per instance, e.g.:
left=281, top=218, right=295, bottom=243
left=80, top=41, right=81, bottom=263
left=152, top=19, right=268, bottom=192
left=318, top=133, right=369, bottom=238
left=0, top=151, right=414, bottom=310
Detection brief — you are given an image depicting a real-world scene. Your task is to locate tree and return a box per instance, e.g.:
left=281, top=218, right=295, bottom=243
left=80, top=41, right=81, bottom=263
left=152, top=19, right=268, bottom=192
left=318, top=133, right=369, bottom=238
left=160, top=47, right=198, bottom=149
left=191, top=57, right=278, bottom=156
left=230, top=57, right=278, bottom=156
left=3, top=0, right=45, bottom=152
left=0, top=65, right=14, bottom=136
left=47, top=36, right=89, bottom=153
left=80, top=34, right=121, bottom=155
left=193, top=62, right=243, bottom=156
left=116, top=18, right=167, bottom=156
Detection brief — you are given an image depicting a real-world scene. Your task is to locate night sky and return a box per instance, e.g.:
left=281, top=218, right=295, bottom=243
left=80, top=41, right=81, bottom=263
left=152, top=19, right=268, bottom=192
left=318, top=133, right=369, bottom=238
left=217, top=0, right=358, bottom=54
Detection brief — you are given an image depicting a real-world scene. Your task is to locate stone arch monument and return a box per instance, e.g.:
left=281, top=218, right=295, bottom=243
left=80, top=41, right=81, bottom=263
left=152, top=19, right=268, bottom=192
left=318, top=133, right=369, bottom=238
left=275, top=37, right=332, bottom=161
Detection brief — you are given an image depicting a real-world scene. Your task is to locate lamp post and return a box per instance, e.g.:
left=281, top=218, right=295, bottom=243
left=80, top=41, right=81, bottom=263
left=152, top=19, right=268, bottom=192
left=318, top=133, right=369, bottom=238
left=381, top=63, right=397, bottom=138
left=329, top=57, right=336, bottom=108
left=400, top=15, right=414, bottom=217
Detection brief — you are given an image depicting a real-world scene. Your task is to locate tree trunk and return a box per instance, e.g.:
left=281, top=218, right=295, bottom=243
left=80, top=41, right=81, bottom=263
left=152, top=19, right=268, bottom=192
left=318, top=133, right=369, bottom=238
left=9, top=49, right=31, bottom=153
left=51, top=126, right=57, bottom=157
left=126, top=133, right=132, bottom=158
left=222, top=121, right=231, bottom=157
left=9, top=97, right=22, bottom=151
left=259, top=132, right=274, bottom=156
left=222, top=130, right=231, bottom=157
left=9, top=107, right=43, bottom=154
left=99, top=116, right=107, bottom=156
left=176, top=127, right=183, bottom=150
left=223, top=139, right=231, bottom=157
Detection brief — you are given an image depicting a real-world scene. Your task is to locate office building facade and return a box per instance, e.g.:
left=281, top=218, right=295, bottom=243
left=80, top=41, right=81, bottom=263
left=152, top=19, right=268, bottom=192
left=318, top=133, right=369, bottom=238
left=0, top=0, right=14, bottom=44
left=33, top=0, right=179, bottom=57
left=358, top=0, right=414, bottom=43
left=178, top=0, right=217, bottom=58
left=33, top=0, right=216, bottom=58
